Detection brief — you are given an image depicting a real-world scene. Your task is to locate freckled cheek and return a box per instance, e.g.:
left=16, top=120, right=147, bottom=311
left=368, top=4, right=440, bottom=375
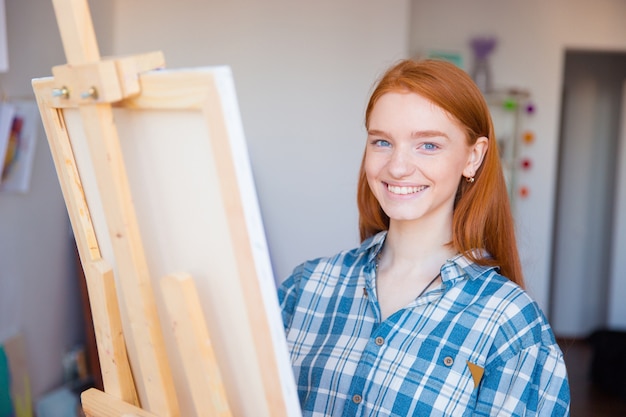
left=431, top=163, right=467, bottom=186
left=428, top=165, right=455, bottom=181
left=364, top=165, right=385, bottom=195
left=363, top=155, right=385, bottom=178
left=364, top=170, right=379, bottom=191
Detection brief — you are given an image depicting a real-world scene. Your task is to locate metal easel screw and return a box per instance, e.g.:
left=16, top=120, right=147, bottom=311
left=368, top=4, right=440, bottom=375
left=81, top=87, right=99, bottom=100
left=51, top=86, right=69, bottom=99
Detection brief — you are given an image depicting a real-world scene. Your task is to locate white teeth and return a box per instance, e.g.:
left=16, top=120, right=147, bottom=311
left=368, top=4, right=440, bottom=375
left=387, top=184, right=427, bottom=195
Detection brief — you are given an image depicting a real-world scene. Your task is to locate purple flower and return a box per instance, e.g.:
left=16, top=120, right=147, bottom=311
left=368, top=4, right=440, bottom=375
left=470, top=37, right=497, bottom=60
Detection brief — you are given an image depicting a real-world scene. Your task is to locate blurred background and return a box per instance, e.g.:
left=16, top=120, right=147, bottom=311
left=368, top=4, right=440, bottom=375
left=0, top=0, right=625, bottom=415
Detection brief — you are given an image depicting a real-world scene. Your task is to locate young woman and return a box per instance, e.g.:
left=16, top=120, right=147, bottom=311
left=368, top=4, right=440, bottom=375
left=279, top=59, right=570, bottom=416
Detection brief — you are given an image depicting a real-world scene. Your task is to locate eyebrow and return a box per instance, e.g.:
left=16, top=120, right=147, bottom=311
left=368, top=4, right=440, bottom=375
left=367, top=129, right=450, bottom=140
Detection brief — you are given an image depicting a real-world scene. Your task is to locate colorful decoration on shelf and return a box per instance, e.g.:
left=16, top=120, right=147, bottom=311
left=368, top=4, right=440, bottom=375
left=469, top=36, right=497, bottom=93
left=523, top=130, right=535, bottom=145
left=503, top=98, right=517, bottom=111
left=519, top=186, right=530, bottom=199
left=485, top=86, right=536, bottom=205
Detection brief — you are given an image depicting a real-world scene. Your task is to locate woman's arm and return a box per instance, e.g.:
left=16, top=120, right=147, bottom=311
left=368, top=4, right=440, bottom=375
left=277, top=263, right=305, bottom=331
left=474, top=343, right=570, bottom=416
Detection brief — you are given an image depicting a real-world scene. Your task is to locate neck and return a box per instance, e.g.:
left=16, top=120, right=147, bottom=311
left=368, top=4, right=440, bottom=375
left=383, top=215, right=455, bottom=264
left=375, top=216, right=455, bottom=319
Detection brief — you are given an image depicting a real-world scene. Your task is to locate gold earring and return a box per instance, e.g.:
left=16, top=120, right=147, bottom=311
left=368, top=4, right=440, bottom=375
left=465, top=176, right=475, bottom=183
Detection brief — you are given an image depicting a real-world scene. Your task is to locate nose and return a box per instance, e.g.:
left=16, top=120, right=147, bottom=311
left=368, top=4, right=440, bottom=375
left=387, top=148, right=415, bottom=178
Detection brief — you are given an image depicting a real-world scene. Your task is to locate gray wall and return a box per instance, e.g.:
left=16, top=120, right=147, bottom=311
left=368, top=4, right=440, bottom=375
left=107, top=0, right=411, bottom=281
left=609, top=81, right=626, bottom=329
left=410, top=0, right=626, bottom=316
left=0, top=0, right=409, bottom=402
left=551, top=52, right=626, bottom=336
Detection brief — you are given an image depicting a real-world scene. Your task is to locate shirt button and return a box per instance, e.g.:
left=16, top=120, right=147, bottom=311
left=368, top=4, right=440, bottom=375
left=352, top=394, right=362, bottom=404
left=375, top=336, right=384, bottom=346
left=443, top=356, right=454, bottom=366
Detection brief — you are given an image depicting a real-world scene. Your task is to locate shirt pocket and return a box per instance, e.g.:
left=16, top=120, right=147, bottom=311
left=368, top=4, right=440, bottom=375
left=393, top=339, right=479, bottom=414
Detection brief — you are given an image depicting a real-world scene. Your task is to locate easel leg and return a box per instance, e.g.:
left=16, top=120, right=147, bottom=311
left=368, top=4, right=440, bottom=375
left=85, top=260, right=139, bottom=406
left=161, top=273, right=232, bottom=417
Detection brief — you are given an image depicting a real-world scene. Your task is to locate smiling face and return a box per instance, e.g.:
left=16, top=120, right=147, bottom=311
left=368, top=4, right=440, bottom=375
left=365, top=91, right=486, bottom=229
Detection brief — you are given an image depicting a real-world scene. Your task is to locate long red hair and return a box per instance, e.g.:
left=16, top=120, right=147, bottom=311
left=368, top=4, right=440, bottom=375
left=357, top=59, right=524, bottom=287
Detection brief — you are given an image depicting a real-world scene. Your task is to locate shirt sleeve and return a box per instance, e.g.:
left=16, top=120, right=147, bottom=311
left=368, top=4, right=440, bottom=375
left=277, top=263, right=304, bottom=332
left=474, top=343, right=571, bottom=416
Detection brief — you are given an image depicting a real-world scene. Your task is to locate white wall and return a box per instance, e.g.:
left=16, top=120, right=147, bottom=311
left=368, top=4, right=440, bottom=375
left=410, top=0, right=626, bottom=314
left=109, top=0, right=411, bottom=281
left=0, top=0, right=410, bottom=402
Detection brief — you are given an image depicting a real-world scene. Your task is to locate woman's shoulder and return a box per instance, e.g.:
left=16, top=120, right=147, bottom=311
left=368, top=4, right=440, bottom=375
left=448, top=257, right=558, bottom=352
left=284, top=232, right=385, bottom=286
left=448, top=254, right=540, bottom=313
left=483, top=272, right=549, bottom=331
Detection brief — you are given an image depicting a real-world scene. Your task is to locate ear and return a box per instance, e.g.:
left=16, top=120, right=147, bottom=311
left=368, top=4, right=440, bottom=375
left=463, top=136, right=488, bottom=178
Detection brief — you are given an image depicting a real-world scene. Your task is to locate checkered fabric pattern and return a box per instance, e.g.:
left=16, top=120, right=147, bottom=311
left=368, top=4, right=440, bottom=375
left=279, top=231, right=570, bottom=417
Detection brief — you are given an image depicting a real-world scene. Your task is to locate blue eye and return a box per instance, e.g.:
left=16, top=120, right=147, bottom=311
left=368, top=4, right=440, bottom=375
left=372, top=139, right=391, bottom=147
left=422, top=143, right=438, bottom=150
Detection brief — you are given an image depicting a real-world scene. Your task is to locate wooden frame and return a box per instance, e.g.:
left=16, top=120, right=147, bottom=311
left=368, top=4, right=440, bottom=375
left=31, top=1, right=301, bottom=416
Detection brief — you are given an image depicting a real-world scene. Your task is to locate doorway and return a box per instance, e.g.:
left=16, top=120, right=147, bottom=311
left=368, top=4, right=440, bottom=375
left=550, top=50, right=626, bottom=338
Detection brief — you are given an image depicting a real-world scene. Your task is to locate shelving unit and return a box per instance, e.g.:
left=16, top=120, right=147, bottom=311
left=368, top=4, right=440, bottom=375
left=485, top=89, right=531, bottom=208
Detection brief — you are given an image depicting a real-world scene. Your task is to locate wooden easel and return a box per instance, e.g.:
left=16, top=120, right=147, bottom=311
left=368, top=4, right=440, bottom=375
left=31, top=1, right=300, bottom=416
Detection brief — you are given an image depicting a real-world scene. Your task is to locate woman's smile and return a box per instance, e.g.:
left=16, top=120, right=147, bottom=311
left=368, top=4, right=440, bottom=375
left=385, top=183, right=429, bottom=196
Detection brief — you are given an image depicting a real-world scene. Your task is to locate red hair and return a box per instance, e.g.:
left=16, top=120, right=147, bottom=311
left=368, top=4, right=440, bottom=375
left=357, top=59, right=524, bottom=287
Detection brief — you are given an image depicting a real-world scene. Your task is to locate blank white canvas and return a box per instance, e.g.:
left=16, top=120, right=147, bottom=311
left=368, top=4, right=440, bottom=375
left=59, top=66, right=301, bottom=417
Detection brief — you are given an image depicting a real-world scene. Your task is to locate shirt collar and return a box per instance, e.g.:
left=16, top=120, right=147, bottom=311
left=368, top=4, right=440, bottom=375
left=358, top=230, right=499, bottom=285
left=442, top=251, right=498, bottom=285
left=357, top=231, right=387, bottom=274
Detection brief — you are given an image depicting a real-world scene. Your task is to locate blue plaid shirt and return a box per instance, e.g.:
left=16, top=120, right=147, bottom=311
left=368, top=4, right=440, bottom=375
left=279, top=232, right=570, bottom=416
